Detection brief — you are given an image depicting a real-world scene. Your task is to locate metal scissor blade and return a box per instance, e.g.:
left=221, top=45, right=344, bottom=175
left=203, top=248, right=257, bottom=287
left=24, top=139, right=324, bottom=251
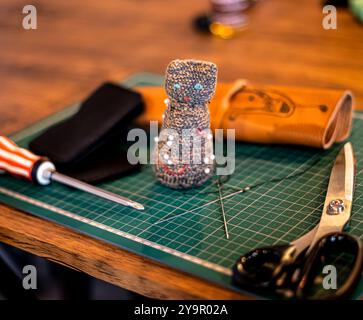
left=305, top=142, right=355, bottom=255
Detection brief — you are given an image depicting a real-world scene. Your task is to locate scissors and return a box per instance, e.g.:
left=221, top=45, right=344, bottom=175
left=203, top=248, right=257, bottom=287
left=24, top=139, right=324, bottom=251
left=232, top=142, right=363, bottom=299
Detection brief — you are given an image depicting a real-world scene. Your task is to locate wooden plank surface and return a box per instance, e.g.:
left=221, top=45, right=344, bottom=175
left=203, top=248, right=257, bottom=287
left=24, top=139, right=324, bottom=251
left=0, top=0, right=363, bottom=299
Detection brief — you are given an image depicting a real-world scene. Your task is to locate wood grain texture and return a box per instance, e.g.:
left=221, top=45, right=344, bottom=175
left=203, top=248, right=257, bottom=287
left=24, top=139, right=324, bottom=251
left=0, top=0, right=363, bottom=299
left=0, top=206, right=249, bottom=299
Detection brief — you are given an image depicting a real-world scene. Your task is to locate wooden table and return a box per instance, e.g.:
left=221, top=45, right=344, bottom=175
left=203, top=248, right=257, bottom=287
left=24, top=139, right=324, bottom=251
left=1, top=0, right=363, bottom=299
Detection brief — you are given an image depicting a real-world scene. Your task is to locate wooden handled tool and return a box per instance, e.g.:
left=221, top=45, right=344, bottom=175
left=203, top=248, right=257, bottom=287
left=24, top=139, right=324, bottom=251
left=0, top=136, right=144, bottom=210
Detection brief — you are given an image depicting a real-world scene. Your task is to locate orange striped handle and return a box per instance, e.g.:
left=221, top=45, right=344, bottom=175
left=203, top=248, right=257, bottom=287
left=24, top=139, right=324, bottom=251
left=0, top=136, right=56, bottom=185
left=0, top=136, right=41, bottom=181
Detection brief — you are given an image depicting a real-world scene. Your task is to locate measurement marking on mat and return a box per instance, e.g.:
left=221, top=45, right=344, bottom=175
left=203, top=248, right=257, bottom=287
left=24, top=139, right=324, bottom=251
left=0, top=187, right=232, bottom=276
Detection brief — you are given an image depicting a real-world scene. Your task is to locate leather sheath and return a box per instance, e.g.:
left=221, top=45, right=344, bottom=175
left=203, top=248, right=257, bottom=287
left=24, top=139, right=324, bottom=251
left=135, top=80, right=354, bottom=149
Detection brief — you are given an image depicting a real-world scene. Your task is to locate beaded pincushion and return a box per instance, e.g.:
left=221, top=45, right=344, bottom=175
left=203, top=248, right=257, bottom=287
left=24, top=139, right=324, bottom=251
left=153, top=59, right=218, bottom=189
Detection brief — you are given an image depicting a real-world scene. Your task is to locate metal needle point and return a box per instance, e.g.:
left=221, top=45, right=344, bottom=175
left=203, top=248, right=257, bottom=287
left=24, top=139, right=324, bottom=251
left=217, top=180, right=229, bottom=239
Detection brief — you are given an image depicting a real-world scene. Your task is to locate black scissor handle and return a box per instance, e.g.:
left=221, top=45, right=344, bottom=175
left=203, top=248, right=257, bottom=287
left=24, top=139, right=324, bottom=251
left=296, top=232, right=363, bottom=300
left=232, top=244, right=294, bottom=291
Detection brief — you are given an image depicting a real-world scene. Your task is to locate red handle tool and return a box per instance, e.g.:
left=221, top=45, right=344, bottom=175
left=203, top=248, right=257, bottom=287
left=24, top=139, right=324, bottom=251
left=0, top=135, right=55, bottom=185
left=0, top=135, right=144, bottom=210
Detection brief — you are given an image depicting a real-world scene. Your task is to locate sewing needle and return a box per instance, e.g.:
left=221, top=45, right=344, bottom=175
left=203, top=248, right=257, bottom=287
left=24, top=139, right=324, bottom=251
left=217, top=180, right=229, bottom=239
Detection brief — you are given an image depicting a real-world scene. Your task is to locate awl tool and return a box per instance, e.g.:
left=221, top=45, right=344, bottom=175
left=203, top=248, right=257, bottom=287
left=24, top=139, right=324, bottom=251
left=0, top=136, right=144, bottom=210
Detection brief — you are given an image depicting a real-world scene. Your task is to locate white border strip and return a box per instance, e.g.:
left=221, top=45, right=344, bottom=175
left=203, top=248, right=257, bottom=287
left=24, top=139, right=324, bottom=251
left=0, top=186, right=232, bottom=276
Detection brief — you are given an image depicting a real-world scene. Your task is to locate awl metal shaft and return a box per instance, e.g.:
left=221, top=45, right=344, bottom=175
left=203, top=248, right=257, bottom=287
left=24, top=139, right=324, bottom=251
left=51, top=171, right=144, bottom=210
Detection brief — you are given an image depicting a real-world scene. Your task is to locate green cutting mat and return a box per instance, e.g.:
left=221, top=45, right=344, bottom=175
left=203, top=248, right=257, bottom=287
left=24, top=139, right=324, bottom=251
left=1, top=73, right=363, bottom=298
